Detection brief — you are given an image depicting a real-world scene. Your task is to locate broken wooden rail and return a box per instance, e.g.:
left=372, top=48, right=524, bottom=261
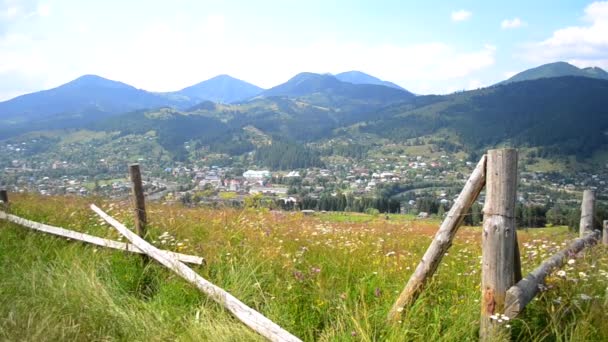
left=0, top=210, right=204, bottom=265
left=504, top=230, right=600, bottom=319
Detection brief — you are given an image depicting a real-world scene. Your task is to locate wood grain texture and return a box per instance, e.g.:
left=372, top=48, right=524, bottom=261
left=91, top=204, right=302, bottom=342
left=387, top=155, right=486, bottom=322
left=480, top=149, right=518, bottom=342
left=0, top=210, right=203, bottom=265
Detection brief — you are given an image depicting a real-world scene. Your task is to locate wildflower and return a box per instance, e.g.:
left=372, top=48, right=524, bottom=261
left=580, top=294, right=592, bottom=301
left=385, top=251, right=396, bottom=257
left=567, top=259, right=576, bottom=265
left=557, top=270, right=567, bottom=277
left=579, top=272, right=587, bottom=278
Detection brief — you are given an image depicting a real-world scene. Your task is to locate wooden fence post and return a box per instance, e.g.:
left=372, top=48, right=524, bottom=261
left=0, top=190, right=8, bottom=209
left=579, top=190, right=595, bottom=238
left=480, top=149, right=518, bottom=341
left=387, top=155, right=486, bottom=322
left=129, top=164, right=147, bottom=238
left=603, top=220, right=608, bottom=246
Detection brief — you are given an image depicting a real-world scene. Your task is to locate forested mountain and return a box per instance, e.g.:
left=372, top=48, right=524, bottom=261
left=334, top=71, right=406, bottom=90
left=171, top=74, right=263, bottom=103
left=364, top=76, right=608, bottom=158
left=2, top=67, right=608, bottom=164
left=500, top=62, right=608, bottom=84
left=0, top=75, right=188, bottom=126
left=260, top=72, right=414, bottom=103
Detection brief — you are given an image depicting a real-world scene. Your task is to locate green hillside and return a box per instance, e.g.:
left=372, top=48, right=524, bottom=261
left=500, top=62, right=608, bottom=84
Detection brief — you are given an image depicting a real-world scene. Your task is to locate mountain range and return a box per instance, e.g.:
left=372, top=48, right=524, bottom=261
left=1, top=61, right=607, bottom=165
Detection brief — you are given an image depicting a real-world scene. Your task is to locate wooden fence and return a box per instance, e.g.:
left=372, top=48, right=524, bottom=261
left=1, top=152, right=605, bottom=341
left=387, top=149, right=605, bottom=341
left=0, top=165, right=302, bottom=342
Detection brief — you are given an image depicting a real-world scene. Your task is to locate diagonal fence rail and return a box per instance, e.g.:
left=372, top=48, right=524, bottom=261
left=0, top=210, right=203, bottom=264
left=91, top=204, right=302, bottom=342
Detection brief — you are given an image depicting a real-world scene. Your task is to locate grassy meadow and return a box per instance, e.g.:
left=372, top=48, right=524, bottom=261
left=1, top=193, right=608, bottom=341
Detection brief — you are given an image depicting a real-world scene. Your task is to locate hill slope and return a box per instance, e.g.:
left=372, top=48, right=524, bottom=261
left=0, top=75, right=187, bottom=126
left=500, top=62, right=608, bottom=84
left=260, top=72, right=413, bottom=104
left=364, top=76, right=608, bottom=157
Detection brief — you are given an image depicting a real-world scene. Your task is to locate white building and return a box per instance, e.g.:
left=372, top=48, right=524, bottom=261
left=243, top=170, right=271, bottom=181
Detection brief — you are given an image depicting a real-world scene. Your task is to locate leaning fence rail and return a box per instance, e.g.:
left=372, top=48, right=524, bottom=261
left=0, top=210, right=203, bottom=265
left=504, top=230, right=600, bottom=319
left=91, top=204, right=302, bottom=342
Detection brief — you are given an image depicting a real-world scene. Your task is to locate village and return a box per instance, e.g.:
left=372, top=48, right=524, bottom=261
left=2, top=138, right=605, bottom=218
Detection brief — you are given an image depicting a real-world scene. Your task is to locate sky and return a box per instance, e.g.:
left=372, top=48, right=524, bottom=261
left=0, top=0, right=607, bottom=101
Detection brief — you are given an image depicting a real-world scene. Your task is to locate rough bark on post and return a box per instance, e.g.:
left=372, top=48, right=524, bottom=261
left=129, top=164, right=147, bottom=238
left=387, top=155, right=486, bottom=322
left=579, top=190, right=595, bottom=238
left=603, top=220, right=608, bottom=245
left=480, top=149, right=518, bottom=341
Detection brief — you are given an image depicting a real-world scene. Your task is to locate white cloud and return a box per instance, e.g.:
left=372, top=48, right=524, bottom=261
left=501, top=17, right=525, bottom=29
left=521, top=1, right=608, bottom=69
left=451, top=10, right=472, bottom=22
left=36, top=3, right=50, bottom=17
left=0, top=10, right=496, bottom=99
left=3, top=6, right=18, bottom=18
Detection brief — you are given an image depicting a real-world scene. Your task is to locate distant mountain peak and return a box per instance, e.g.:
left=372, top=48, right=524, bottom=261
left=335, top=70, right=406, bottom=91
left=60, top=74, right=135, bottom=90
left=175, top=74, right=263, bottom=103
left=260, top=71, right=413, bottom=103
left=500, top=61, right=608, bottom=84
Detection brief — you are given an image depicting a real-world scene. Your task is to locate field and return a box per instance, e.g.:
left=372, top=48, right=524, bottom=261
left=1, top=193, right=608, bottom=341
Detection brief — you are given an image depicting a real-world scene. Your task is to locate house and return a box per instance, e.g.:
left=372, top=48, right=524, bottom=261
left=249, top=186, right=288, bottom=195
left=243, top=170, right=271, bottom=181
left=285, top=171, right=301, bottom=178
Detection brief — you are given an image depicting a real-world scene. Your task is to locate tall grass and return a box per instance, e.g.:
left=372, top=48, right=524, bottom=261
left=1, top=193, right=608, bottom=341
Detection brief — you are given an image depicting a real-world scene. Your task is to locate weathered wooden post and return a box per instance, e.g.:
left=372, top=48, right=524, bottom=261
left=480, top=149, right=518, bottom=341
left=579, top=190, right=595, bottom=238
left=129, top=164, right=147, bottom=238
left=387, top=155, right=486, bottom=322
left=0, top=190, right=8, bottom=208
left=603, top=220, right=608, bottom=245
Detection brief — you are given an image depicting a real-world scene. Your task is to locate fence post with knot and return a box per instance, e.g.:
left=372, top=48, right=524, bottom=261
left=480, top=149, right=518, bottom=341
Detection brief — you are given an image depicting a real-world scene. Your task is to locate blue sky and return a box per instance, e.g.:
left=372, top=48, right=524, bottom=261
left=0, top=0, right=607, bottom=100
